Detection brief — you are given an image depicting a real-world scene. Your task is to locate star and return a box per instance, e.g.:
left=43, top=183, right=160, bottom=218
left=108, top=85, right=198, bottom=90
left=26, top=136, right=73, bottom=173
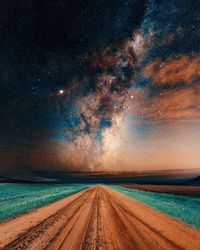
left=58, top=89, right=64, bottom=95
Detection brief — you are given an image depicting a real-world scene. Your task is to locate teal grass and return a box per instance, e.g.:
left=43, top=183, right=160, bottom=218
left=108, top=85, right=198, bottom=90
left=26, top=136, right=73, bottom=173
left=109, top=185, right=200, bottom=229
left=0, top=183, right=90, bottom=220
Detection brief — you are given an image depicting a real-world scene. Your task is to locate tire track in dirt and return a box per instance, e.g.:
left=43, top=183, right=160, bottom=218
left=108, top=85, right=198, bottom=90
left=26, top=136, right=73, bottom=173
left=2, top=187, right=96, bottom=250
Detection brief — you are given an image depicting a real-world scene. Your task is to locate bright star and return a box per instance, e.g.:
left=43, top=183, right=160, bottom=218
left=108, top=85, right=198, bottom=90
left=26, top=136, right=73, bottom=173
left=58, top=89, right=64, bottom=95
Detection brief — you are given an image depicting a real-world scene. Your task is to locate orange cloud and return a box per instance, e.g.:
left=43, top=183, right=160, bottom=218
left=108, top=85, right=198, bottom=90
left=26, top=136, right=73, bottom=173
left=143, top=54, right=200, bottom=85
left=143, top=86, right=200, bottom=120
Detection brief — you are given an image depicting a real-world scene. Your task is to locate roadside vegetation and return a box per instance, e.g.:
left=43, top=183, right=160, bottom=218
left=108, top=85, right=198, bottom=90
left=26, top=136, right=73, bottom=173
left=0, top=183, right=90, bottom=220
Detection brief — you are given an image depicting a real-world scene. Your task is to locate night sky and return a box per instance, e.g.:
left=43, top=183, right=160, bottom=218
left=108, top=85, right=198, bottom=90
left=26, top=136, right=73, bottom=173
left=0, top=0, right=200, bottom=177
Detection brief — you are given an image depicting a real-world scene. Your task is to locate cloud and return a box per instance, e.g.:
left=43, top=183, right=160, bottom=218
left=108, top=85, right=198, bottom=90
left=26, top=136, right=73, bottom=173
left=142, top=54, right=200, bottom=86
left=143, top=87, right=200, bottom=120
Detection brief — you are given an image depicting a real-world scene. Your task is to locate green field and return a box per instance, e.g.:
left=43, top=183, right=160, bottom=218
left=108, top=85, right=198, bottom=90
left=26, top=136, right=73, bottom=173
left=109, top=185, right=200, bottom=229
left=0, top=183, right=90, bottom=220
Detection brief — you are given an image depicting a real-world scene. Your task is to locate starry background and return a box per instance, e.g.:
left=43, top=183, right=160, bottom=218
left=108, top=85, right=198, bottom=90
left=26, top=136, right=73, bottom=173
left=0, top=0, right=199, bottom=178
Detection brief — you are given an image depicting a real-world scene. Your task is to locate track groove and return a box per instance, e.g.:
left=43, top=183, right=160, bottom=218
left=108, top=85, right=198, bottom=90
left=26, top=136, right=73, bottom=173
left=103, top=188, right=183, bottom=250
left=2, top=188, right=95, bottom=250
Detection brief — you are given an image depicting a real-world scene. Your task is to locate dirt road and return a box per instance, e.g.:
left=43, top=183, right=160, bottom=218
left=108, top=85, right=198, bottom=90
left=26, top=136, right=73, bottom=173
left=0, top=185, right=200, bottom=250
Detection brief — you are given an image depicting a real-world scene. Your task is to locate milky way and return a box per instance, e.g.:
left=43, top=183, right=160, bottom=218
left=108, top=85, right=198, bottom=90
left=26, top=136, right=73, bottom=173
left=0, top=0, right=199, bottom=175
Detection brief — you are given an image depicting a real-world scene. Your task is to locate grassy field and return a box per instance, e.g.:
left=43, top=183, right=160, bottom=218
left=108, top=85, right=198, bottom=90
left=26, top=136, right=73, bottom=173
left=119, top=184, right=200, bottom=197
left=0, top=183, right=90, bottom=220
left=109, top=185, right=200, bottom=229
